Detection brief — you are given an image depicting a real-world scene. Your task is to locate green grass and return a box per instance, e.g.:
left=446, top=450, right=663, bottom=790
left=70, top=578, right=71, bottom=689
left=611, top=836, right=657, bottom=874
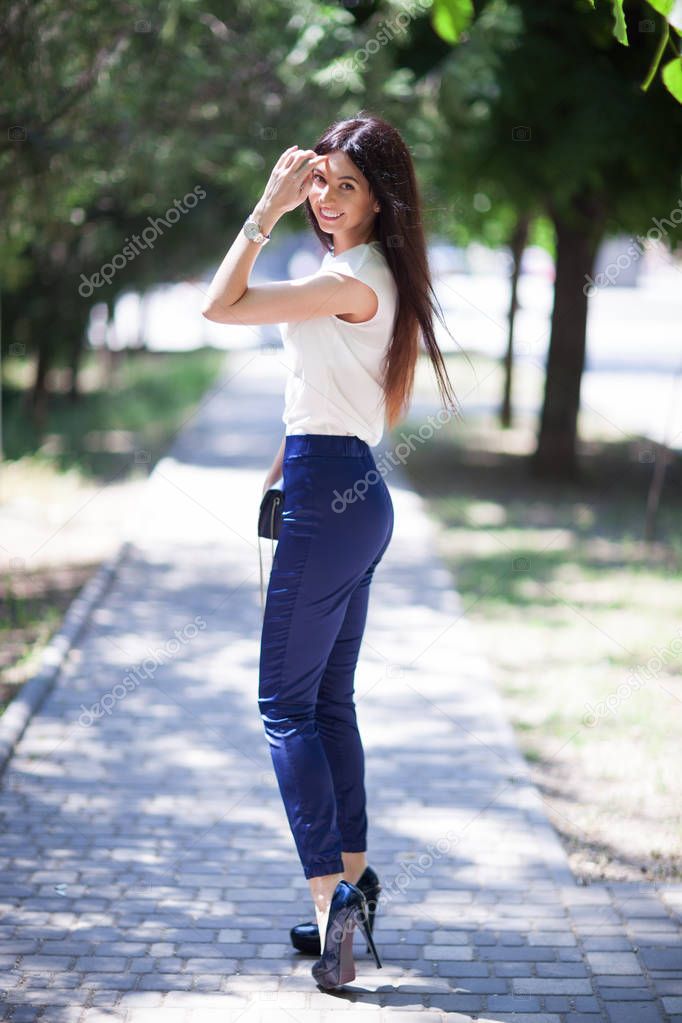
left=0, top=564, right=96, bottom=714
left=397, top=353, right=682, bottom=881
left=1, top=345, right=228, bottom=714
left=2, top=346, right=226, bottom=480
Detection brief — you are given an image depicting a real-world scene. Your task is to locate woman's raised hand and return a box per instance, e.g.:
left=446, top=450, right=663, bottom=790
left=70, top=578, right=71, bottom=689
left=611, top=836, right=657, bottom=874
left=258, top=146, right=326, bottom=217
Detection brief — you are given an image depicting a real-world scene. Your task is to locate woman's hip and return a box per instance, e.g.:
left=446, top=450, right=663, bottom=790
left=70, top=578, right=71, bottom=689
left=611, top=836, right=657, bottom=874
left=280, top=435, right=393, bottom=556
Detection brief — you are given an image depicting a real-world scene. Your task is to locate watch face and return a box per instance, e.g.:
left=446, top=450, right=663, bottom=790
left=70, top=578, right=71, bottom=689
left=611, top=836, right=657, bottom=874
left=244, top=221, right=260, bottom=241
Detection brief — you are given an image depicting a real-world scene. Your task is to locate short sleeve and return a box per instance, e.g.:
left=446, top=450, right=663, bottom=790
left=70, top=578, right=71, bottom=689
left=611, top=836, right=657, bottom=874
left=320, top=245, right=394, bottom=332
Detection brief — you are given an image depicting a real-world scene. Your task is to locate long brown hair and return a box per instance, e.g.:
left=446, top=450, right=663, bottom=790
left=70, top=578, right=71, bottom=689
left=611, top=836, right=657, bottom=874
left=303, top=110, right=463, bottom=431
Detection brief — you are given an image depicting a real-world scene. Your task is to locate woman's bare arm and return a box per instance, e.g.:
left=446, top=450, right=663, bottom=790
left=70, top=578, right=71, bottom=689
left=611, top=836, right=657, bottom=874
left=200, top=145, right=376, bottom=325
left=262, top=433, right=286, bottom=495
left=202, top=270, right=376, bottom=326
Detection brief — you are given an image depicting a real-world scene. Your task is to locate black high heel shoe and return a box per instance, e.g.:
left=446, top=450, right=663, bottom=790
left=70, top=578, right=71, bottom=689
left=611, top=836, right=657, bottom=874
left=290, top=864, right=381, bottom=955
left=311, top=879, right=382, bottom=990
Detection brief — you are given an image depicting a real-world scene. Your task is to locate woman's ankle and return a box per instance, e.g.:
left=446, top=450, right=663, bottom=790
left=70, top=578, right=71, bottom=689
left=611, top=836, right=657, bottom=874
left=308, top=872, right=343, bottom=913
left=308, top=871, right=344, bottom=948
left=342, top=851, right=367, bottom=886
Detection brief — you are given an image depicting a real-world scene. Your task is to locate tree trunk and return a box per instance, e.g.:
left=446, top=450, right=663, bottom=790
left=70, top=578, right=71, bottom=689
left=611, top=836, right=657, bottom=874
left=25, top=341, right=51, bottom=433
left=68, top=325, right=86, bottom=402
left=501, top=214, right=530, bottom=428
left=644, top=442, right=673, bottom=541
left=531, top=213, right=602, bottom=480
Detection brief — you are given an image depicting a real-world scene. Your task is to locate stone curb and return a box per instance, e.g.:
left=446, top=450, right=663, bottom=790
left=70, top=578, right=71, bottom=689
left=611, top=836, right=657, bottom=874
left=0, top=352, right=236, bottom=781
left=0, top=539, right=131, bottom=778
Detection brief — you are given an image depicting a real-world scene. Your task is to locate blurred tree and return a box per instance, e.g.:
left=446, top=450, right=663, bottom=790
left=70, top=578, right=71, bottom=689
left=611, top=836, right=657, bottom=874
left=4, top=0, right=681, bottom=483
left=423, top=0, right=682, bottom=477
left=0, top=0, right=359, bottom=428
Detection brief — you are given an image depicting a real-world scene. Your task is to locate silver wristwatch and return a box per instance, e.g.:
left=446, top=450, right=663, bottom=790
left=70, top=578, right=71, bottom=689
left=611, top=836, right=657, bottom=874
left=243, top=214, right=271, bottom=246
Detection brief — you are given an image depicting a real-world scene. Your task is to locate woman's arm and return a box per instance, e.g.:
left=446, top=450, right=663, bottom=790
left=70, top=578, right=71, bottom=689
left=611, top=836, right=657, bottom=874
left=201, top=197, right=283, bottom=314
left=262, top=433, right=286, bottom=495
left=202, top=271, right=377, bottom=325
left=201, top=145, right=320, bottom=318
left=201, top=145, right=377, bottom=325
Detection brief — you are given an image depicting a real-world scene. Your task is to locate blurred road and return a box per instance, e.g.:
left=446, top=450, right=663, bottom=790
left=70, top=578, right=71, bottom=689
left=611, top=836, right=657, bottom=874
left=99, top=237, right=682, bottom=448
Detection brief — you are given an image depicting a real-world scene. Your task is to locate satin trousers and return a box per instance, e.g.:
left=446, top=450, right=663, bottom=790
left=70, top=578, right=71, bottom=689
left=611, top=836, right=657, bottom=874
left=258, top=433, right=394, bottom=879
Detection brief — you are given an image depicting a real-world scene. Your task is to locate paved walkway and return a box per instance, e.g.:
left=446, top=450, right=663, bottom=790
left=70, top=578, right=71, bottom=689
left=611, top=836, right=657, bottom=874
left=1, top=349, right=681, bottom=1023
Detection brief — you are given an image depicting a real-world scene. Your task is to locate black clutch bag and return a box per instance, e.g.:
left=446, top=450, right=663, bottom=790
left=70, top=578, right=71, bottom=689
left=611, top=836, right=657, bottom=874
left=258, top=477, right=284, bottom=540
left=258, top=476, right=284, bottom=613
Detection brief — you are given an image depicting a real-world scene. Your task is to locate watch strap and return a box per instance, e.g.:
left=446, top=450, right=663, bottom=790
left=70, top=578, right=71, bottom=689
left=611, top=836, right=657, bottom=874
left=244, top=214, right=271, bottom=244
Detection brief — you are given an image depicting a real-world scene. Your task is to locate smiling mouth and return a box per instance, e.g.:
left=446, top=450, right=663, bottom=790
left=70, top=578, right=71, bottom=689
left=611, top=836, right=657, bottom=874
left=319, top=208, right=344, bottom=222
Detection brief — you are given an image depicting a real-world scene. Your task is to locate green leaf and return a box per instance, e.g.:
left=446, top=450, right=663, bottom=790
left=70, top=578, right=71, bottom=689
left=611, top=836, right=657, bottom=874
left=666, top=0, right=682, bottom=32
left=645, top=0, right=674, bottom=16
left=661, top=55, right=682, bottom=101
left=431, top=0, right=474, bottom=45
left=641, top=19, right=669, bottom=91
left=612, top=0, right=628, bottom=46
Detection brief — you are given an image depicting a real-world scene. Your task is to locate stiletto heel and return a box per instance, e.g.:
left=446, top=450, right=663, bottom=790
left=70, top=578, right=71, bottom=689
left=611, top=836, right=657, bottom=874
left=364, top=885, right=380, bottom=953
left=290, top=864, right=381, bottom=956
left=356, top=901, right=382, bottom=969
left=311, top=879, right=383, bottom=989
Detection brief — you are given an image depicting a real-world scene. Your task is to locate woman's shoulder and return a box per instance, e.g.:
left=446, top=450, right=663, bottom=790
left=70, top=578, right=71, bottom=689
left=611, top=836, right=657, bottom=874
left=321, top=241, right=395, bottom=290
left=316, top=241, right=397, bottom=335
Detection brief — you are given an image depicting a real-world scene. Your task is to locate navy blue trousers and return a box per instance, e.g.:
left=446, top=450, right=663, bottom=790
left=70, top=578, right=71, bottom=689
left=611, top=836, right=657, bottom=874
left=258, top=433, right=394, bottom=880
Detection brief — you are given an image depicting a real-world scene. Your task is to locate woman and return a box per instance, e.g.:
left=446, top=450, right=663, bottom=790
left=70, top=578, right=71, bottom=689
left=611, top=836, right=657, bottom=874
left=202, top=111, right=460, bottom=989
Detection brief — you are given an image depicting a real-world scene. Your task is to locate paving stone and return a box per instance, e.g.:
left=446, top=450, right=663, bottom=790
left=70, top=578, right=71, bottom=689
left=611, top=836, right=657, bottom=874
left=78, top=1009, right=127, bottom=1022
left=7, top=1009, right=42, bottom=1023
left=600, top=986, right=656, bottom=1000
left=581, top=936, right=634, bottom=951
left=16, top=955, right=74, bottom=970
left=135, top=975, right=194, bottom=991
left=478, top=944, right=558, bottom=961
left=595, top=974, right=652, bottom=988
left=528, top=930, right=577, bottom=946
left=605, top=1004, right=666, bottom=1022
left=125, top=1011, right=189, bottom=1023
left=425, top=993, right=483, bottom=1011
left=639, top=947, right=682, bottom=970
left=450, top=977, right=508, bottom=993
left=486, top=994, right=542, bottom=1011
left=536, top=962, right=589, bottom=977
left=512, top=978, right=594, bottom=994
left=493, top=963, right=535, bottom=977
left=118, top=993, right=165, bottom=1007
left=74, top=956, right=127, bottom=972
left=478, top=1015, right=561, bottom=1023
left=423, top=945, right=473, bottom=961
left=436, top=961, right=490, bottom=977
left=1, top=352, right=680, bottom=1023
left=544, top=995, right=601, bottom=1012
left=574, top=997, right=602, bottom=1011
left=585, top=952, right=643, bottom=974
left=655, top=980, right=682, bottom=994
left=564, top=1016, right=608, bottom=1023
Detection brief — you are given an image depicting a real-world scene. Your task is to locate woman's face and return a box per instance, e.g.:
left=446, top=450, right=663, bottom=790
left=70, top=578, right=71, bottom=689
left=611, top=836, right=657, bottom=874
left=309, top=149, right=380, bottom=252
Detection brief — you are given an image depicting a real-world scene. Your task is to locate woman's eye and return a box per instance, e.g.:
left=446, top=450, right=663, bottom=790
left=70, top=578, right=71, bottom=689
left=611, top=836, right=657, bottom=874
left=311, top=172, right=353, bottom=190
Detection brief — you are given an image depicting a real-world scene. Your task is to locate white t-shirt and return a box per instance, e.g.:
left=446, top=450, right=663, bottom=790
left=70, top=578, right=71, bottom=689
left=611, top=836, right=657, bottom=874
left=279, top=239, right=398, bottom=447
